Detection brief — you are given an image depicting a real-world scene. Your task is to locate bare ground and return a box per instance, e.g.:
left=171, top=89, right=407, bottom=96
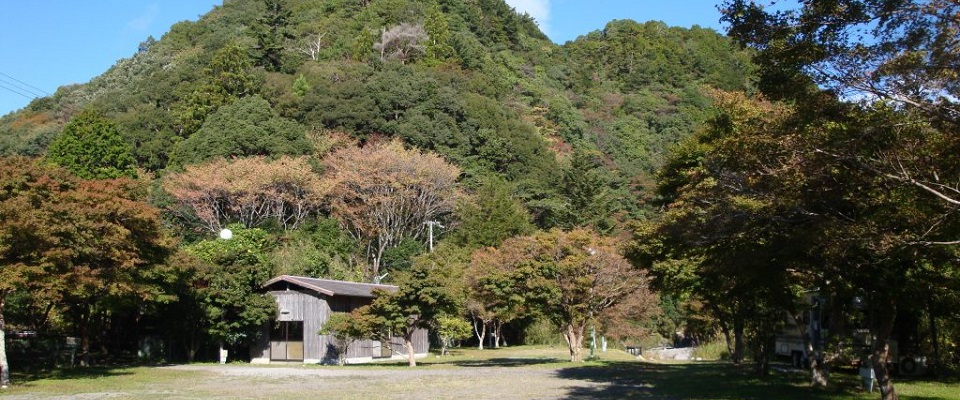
left=155, top=363, right=612, bottom=399
left=2, top=348, right=640, bottom=400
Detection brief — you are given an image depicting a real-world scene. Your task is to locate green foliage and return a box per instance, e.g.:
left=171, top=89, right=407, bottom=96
left=171, top=96, right=310, bottom=166
left=320, top=310, right=375, bottom=365
left=174, top=43, right=262, bottom=136
left=451, top=176, right=534, bottom=249
left=423, top=4, right=457, bottom=65
left=185, top=225, right=277, bottom=346
left=435, top=313, right=472, bottom=355
left=364, top=256, right=462, bottom=366
left=46, top=109, right=136, bottom=179
left=252, top=0, right=295, bottom=72
left=270, top=218, right=360, bottom=280
left=292, top=74, right=311, bottom=97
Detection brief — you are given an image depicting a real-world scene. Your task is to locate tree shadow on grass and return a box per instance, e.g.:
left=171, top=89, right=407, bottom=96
left=11, top=364, right=136, bottom=388
left=445, top=357, right=563, bottom=368
left=555, top=361, right=877, bottom=399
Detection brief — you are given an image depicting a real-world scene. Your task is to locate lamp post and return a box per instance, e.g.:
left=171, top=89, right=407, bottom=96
left=425, top=221, right=443, bottom=252
left=217, top=228, right=232, bottom=364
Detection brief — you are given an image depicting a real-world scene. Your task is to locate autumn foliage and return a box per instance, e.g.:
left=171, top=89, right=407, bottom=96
left=324, top=139, right=460, bottom=281
left=163, top=156, right=329, bottom=233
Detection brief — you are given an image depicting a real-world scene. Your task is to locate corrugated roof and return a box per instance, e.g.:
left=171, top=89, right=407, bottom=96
left=262, top=275, right=398, bottom=298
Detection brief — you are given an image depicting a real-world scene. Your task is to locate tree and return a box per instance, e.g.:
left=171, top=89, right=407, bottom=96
left=320, top=310, right=374, bottom=365
left=324, top=139, right=460, bottom=282
left=363, top=257, right=460, bottom=366
left=293, top=33, right=327, bottom=61
left=424, top=5, right=457, bottom=65
left=373, top=23, right=428, bottom=64
left=721, top=2, right=960, bottom=397
left=185, top=225, right=277, bottom=361
left=451, top=176, right=534, bottom=249
left=175, top=43, right=261, bottom=136
left=163, top=156, right=329, bottom=233
left=252, top=0, right=294, bottom=71
left=171, top=96, right=310, bottom=166
left=0, top=157, right=170, bottom=368
left=435, top=314, right=472, bottom=356
left=0, top=157, right=74, bottom=386
left=472, top=228, right=657, bottom=362
left=46, top=109, right=136, bottom=179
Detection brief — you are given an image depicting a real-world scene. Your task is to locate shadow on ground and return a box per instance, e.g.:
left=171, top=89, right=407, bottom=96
left=445, top=357, right=562, bottom=368
left=12, top=364, right=137, bottom=388
left=555, top=361, right=885, bottom=399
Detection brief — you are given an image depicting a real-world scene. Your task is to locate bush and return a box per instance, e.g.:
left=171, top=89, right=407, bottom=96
left=523, top=318, right=564, bottom=346
left=691, top=339, right=730, bottom=361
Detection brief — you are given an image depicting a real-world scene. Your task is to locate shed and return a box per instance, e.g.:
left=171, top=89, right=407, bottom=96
left=250, top=275, right=429, bottom=364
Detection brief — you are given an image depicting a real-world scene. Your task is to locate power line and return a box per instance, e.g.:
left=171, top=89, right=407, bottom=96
left=0, top=72, right=51, bottom=97
left=0, top=81, right=35, bottom=100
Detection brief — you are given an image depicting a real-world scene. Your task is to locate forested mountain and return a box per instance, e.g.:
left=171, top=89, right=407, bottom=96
left=0, top=0, right=752, bottom=227
left=0, top=0, right=755, bottom=371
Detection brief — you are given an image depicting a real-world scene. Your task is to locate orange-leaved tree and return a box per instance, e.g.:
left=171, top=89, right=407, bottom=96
left=324, top=139, right=460, bottom=282
left=471, top=228, right=658, bottom=362
left=163, top=156, right=329, bottom=233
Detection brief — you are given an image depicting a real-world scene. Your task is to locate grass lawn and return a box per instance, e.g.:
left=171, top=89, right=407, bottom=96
left=2, top=346, right=957, bottom=399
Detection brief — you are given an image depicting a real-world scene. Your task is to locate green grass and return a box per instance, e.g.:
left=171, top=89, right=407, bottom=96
left=3, top=346, right=958, bottom=399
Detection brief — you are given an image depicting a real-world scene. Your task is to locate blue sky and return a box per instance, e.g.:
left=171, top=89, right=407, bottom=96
left=0, top=1, right=726, bottom=116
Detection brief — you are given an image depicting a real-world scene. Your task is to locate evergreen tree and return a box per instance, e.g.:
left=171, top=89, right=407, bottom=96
left=46, top=109, right=136, bottom=179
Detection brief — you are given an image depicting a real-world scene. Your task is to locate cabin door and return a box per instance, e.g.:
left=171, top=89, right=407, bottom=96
left=270, top=321, right=304, bottom=361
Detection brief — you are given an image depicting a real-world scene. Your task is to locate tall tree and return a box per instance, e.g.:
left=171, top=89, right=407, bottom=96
left=324, top=139, right=460, bottom=282
left=185, top=226, right=276, bottom=361
left=163, top=156, right=329, bottom=233
left=175, top=44, right=261, bottom=136
left=722, top=2, right=960, bottom=397
left=0, top=157, right=169, bottom=368
left=472, top=228, right=657, bottom=362
left=46, top=109, right=136, bottom=179
left=0, top=157, right=74, bottom=386
left=171, top=96, right=310, bottom=166
left=252, top=0, right=294, bottom=71
left=451, top=176, right=534, bottom=249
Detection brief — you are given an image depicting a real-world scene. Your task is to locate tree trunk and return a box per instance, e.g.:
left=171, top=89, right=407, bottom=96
left=473, top=318, right=486, bottom=350
left=733, top=314, right=744, bottom=365
left=79, top=305, right=91, bottom=367
left=491, top=320, right=500, bottom=349
left=404, top=334, right=416, bottom=367
left=872, top=301, right=899, bottom=400
left=792, top=310, right=828, bottom=387
left=1, top=293, right=10, bottom=388
left=563, top=323, right=585, bottom=362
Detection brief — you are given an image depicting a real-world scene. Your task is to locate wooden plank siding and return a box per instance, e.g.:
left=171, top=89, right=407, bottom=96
left=250, top=283, right=430, bottom=364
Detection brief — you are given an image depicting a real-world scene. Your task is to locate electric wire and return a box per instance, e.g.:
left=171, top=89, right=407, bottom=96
left=0, top=81, right=35, bottom=100
left=0, top=72, right=51, bottom=97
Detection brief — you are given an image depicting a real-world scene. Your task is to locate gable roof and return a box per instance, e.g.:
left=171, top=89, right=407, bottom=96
left=262, top=275, right=397, bottom=298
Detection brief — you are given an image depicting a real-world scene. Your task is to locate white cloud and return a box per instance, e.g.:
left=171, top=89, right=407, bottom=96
left=505, top=0, right=551, bottom=36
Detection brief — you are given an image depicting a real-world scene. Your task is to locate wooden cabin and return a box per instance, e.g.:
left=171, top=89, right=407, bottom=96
left=250, top=275, right=429, bottom=364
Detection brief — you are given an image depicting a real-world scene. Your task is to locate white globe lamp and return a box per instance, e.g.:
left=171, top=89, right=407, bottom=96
left=219, top=228, right=233, bottom=240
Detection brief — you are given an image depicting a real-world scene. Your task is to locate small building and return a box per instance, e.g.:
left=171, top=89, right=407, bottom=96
left=250, top=275, right=429, bottom=364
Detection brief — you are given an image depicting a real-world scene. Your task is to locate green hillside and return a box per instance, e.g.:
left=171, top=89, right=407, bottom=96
left=0, top=0, right=752, bottom=228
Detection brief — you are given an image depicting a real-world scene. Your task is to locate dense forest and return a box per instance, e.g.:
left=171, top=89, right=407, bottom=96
left=0, top=0, right=957, bottom=398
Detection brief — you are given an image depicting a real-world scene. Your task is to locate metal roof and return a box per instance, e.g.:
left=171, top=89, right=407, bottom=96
left=262, top=275, right=397, bottom=298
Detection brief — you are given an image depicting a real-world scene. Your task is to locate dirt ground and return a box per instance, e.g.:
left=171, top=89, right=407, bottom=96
left=1, top=354, right=637, bottom=400
left=152, top=363, right=615, bottom=399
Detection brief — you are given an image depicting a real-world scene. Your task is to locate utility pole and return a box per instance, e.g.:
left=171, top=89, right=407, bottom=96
left=425, top=220, right=444, bottom=252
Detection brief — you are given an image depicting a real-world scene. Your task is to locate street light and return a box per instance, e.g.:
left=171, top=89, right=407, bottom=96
left=218, top=227, right=232, bottom=364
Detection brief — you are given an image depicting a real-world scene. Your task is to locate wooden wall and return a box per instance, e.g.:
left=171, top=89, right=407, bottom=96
left=251, top=289, right=430, bottom=364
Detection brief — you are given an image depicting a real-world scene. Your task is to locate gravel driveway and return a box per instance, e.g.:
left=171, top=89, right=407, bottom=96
left=156, top=363, right=613, bottom=399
